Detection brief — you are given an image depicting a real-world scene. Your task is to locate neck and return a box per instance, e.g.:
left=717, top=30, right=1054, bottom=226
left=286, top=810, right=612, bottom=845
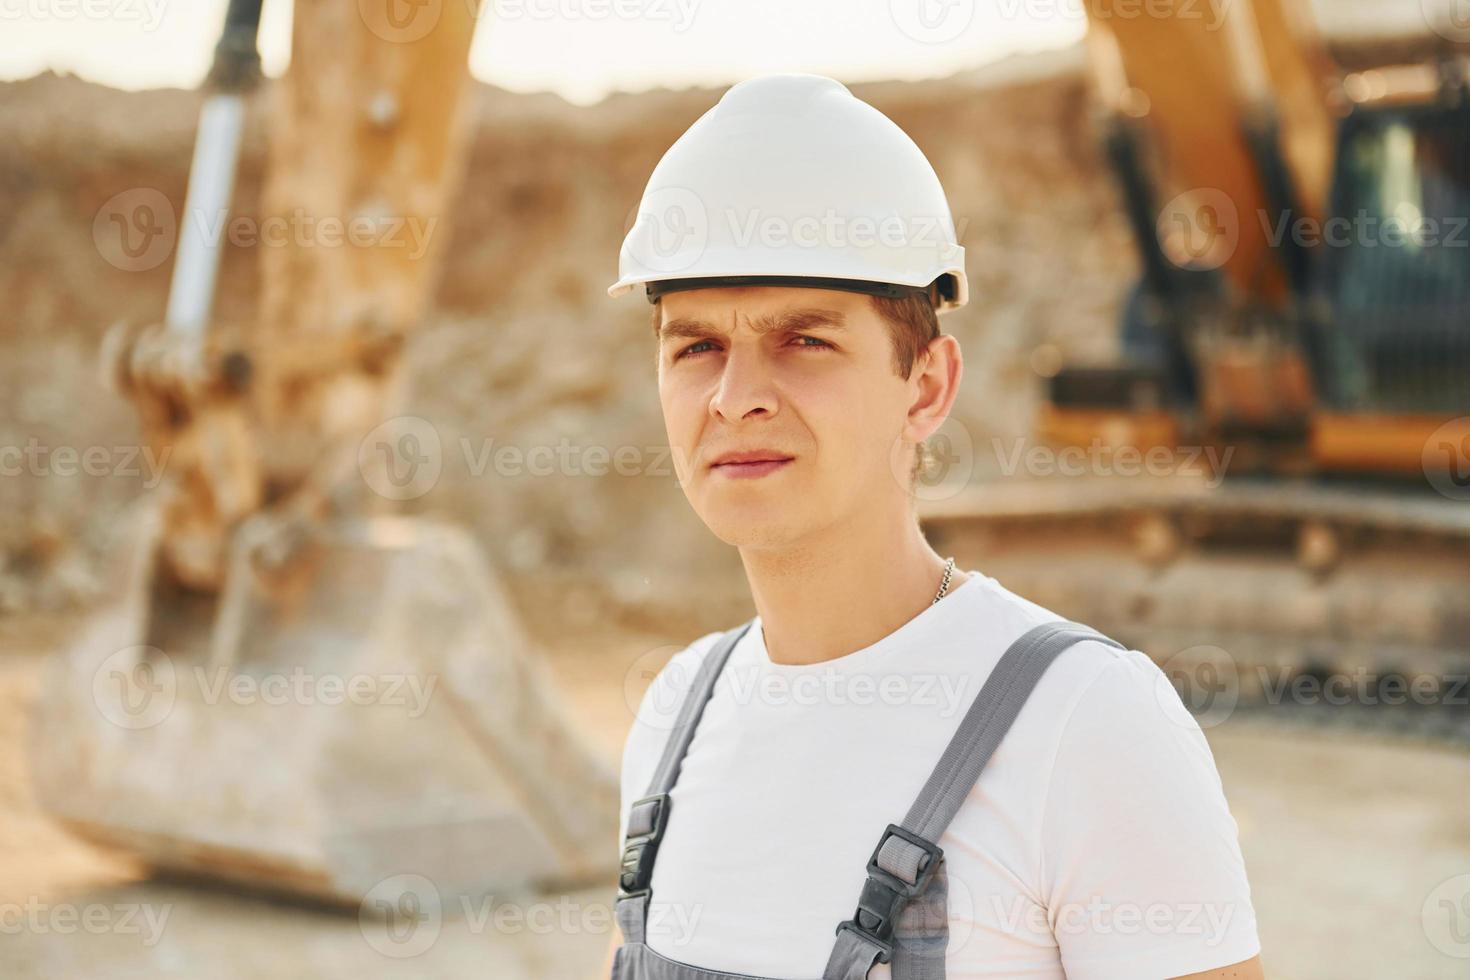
left=739, top=504, right=970, bottom=667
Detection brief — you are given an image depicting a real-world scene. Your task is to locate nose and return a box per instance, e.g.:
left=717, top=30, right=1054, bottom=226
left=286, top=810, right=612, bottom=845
left=709, top=343, right=778, bottom=423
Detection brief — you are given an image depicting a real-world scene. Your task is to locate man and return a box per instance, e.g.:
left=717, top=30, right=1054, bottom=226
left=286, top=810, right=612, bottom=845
left=600, top=73, right=1263, bottom=979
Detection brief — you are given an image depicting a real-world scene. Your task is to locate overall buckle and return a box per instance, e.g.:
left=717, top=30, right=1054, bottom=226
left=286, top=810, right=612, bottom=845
left=833, top=824, right=944, bottom=962
left=617, top=793, right=671, bottom=899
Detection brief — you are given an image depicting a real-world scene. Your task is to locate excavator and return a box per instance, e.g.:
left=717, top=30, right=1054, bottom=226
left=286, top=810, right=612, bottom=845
left=29, top=0, right=618, bottom=905
left=919, top=0, right=1470, bottom=740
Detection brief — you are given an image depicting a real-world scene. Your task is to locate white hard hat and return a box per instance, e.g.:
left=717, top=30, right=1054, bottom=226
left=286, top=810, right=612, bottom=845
left=608, top=73, right=968, bottom=313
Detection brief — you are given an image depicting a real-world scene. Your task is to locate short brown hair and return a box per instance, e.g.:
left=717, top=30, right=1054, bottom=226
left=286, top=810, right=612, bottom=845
left=869, top=290, right=940, bottom=381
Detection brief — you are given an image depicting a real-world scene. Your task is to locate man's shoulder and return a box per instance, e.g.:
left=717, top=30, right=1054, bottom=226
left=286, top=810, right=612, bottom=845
left=966, top=574, right=1193, bottom=753
left=969, top=575, right=1138, bottom=688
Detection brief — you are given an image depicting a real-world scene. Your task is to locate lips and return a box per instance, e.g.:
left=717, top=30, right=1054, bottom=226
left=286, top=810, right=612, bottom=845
left=706, top=448, right=795, bottom=481
left=709, top=450, right=795, bottom=468
left=708, top=449, right=793, bottom=470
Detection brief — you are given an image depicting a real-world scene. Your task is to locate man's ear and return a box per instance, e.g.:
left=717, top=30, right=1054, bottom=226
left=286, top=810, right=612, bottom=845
left=904, top=335, right=963, bottom=445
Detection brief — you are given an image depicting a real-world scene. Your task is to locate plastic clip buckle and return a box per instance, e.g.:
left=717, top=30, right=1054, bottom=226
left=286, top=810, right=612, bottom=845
left=833, top=823, right=944, bottom=962
left=617, top=793, right=671, bottom=899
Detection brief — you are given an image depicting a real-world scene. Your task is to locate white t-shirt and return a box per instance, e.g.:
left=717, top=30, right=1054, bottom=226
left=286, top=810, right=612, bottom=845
left=619, top=570, right=1261, bottom=979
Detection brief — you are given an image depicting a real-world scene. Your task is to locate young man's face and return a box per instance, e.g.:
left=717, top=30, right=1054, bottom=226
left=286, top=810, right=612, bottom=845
left=655, top=285, right=929, bottom=549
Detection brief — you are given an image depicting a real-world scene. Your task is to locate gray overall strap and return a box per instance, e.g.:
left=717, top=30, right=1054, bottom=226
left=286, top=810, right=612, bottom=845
left=615, top=619, right=755, bottom=945
left=825, top=621, right=1124, bottom=980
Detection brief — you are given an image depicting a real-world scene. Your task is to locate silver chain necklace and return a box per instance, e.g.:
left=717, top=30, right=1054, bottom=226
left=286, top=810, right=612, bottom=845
left=932, top=556, right=956, bottom=605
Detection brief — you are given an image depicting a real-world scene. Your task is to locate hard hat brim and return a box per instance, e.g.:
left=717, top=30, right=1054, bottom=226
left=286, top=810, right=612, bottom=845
left=608, top=266, right=969, bottom=313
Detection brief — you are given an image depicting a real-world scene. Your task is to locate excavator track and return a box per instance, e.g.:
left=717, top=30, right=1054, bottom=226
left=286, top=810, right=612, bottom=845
left=919, top=475, right=1470, bottom=747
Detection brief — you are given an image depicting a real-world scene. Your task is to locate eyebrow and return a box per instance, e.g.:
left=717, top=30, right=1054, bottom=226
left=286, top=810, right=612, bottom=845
left=659, top=307, right=849, bottom=344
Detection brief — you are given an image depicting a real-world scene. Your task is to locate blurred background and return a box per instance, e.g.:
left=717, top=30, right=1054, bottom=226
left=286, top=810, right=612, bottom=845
left=2, top=0, right=1469, bottom=977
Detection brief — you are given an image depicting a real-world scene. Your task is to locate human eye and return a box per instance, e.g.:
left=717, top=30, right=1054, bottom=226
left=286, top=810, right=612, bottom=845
left=674, top=339, right=718, bottom=360
left=791, top=334, right=834, bottom=350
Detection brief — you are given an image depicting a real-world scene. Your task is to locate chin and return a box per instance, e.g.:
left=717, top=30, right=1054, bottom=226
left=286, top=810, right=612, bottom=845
left=695, top=499, right=808, bottom=550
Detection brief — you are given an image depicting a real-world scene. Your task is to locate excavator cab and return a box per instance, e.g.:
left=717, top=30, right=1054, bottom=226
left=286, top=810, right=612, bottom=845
left=1308, top=70, right=1470, bottom=423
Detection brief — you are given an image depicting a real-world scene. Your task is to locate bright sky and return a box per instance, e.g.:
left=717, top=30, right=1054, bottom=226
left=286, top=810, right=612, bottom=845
left=1, top=0, right=1090, bottom=104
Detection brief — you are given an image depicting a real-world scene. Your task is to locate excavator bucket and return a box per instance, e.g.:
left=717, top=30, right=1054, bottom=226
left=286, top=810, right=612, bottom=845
left=29, top=0, right=620, bottom=906
left=30, top=502, right=618, bottom=905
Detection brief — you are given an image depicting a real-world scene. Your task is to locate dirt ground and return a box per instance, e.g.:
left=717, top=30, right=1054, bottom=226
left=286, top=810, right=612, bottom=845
left=3, top=608, right=1469, bottom=980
